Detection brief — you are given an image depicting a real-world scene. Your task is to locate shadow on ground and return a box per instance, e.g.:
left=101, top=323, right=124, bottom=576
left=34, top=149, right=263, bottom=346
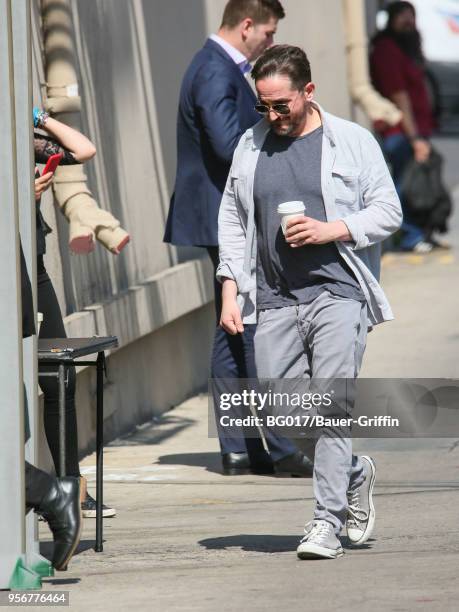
left=43, top=578, right=81, bottom=586
left=157, top=452, right=223, bottom=474
left=199, top=534, right=299, bottom=553
left=110, top=414, right=197, bottom=448
left=199, top=534, right=375, bottom=553
left=40, top=538, right=98, bottom=561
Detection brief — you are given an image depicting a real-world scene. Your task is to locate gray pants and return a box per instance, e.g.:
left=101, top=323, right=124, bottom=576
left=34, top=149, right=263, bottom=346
left=254, top=290, right=367, bottom=534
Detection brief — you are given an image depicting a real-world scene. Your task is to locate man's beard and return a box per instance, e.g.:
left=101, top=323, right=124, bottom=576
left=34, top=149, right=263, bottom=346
left=390, top=29, right=424, bottom=64
left=270, top=102, right=309, bottom=137
left=271, top=120, right=295, bottom=136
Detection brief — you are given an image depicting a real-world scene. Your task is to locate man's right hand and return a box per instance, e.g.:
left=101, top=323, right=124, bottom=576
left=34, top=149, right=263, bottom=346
left=220, top=278, right=244, bottom=335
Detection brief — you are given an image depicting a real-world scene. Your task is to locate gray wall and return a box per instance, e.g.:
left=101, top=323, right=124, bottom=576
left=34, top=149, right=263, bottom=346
left=37, top=0, right=353, bottom=315
left=32, top=0, right=355, bottom=470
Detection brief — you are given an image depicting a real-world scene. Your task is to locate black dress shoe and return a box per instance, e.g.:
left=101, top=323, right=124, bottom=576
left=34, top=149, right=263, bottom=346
left=38, top=477, right=82, bottom=571
left=274, top=451, right=314, bottom=477
left=222, top=452, right=251, bottom=475
left=222, top=452, right=275, bottom=475
left=249, top=458, right=275, bottom=475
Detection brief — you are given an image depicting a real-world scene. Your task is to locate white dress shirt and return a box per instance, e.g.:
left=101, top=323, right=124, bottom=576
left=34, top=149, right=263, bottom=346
left=209, top=34, right=252, bottom=74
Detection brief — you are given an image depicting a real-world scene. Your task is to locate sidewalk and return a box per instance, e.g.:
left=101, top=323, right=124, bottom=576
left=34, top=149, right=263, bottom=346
left=43, top=397, right=459, bottom=612
left=39, top=394, right=459, bottom=611
left=39, top=189, right=459, bottom=611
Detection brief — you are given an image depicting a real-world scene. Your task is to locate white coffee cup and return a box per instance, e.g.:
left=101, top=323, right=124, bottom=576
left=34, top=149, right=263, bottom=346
left=37, top=312, right=43, bottom=336
left=277, top=201, right=305, bottom=235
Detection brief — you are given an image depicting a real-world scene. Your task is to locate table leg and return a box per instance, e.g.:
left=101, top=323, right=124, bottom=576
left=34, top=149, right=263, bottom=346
left=58, top=363, right=66, bottom=478
left=95, top=352, right=104, bottom=552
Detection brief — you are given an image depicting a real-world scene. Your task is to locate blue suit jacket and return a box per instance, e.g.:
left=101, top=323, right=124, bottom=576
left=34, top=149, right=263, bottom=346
left=164, top=39, right=260, bottom=247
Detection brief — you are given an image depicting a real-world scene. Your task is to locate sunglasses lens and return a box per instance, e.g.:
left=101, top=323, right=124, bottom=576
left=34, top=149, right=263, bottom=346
left=255, top=104, right=269, bottom=114
left=273, top=104, right=290, bottom=115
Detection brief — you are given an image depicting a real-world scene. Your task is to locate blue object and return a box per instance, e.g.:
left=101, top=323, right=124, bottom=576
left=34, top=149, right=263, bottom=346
left=211, top=322, right=297, bottom=461
left=207, top=246, right=297, bottom=462
left=164, top=39, right=261, bottom=247
left=33, top=106, right=41, bottom=128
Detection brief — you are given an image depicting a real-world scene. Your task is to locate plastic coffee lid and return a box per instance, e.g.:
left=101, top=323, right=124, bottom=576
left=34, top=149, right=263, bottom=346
left=277, top=201, right=305, bottom=214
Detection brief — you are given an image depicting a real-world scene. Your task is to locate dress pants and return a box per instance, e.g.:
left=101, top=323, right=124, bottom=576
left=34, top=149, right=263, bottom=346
left=207, top=247, right=297, bottom=462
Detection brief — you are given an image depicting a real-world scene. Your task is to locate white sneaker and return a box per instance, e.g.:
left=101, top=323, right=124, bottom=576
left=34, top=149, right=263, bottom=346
left=412, top=240, right=433, bottom=254
left=346, top=456, right=376, bottom=545
left=297, top=520, right=344, bottom=560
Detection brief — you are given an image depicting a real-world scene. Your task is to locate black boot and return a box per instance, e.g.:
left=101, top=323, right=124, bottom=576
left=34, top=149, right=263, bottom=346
left=38, top=477, right=82, bottom=571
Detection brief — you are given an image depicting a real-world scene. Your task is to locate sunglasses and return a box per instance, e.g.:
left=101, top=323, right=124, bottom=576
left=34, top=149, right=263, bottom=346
left=254, top=102, right=292, bottom=115
left=254, top=91, right=302, bottom=116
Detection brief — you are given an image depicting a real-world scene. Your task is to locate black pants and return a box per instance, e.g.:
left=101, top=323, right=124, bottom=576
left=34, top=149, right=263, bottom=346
left=24, top=385, right=56, bottom=509
left=25, top=461, right=55, bottom=508
left=37, top=256, right=80, bottom=477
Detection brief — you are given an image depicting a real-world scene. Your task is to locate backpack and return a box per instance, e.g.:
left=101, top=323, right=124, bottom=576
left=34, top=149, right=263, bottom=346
left=401, top=147, right=452, bottom=233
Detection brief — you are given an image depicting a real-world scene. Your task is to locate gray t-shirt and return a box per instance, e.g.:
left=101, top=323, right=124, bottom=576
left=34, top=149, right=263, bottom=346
left=254, top=126, right=364, bottom=310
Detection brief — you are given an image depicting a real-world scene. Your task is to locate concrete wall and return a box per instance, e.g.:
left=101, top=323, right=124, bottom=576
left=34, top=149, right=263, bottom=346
left=32, top=0, right=355, bottom=470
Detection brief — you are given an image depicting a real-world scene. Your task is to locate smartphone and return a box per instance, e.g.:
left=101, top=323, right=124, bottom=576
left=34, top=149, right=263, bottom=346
left=41, top=153, right=63, bottom=176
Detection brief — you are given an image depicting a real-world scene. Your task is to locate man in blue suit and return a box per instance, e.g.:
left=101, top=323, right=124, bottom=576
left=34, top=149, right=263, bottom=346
left=164, top=0, right=313, bottom=476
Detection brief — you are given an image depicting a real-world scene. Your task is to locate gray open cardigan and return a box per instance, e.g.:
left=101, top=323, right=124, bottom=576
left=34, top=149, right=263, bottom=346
left=216, top=102, right=403, bottom=327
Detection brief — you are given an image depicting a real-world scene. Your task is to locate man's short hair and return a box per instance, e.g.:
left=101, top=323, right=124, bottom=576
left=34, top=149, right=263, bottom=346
left=221, top=0, right=285, bottom=28
left=251, top=45, right=312, bottom=90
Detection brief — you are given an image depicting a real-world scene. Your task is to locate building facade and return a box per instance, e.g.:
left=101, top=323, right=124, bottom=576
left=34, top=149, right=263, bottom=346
left=32, top=0, right=356, bottom=468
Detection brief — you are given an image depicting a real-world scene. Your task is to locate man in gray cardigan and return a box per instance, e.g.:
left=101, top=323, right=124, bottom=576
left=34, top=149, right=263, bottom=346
left=217, top=45, right=402, bottom=559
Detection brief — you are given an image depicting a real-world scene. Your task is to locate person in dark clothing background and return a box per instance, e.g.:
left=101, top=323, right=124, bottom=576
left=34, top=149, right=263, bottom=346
left=21, top=244, right=81, bottom=571
left=164, top=0, right=313, bottom=477
left=33, top=107, right=115, bottom=517
left=370, top=1, right=444, bottom=252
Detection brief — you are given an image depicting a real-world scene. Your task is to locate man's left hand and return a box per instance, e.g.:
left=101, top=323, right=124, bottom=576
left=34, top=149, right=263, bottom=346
left=285, top=217, right=351, bottom=247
